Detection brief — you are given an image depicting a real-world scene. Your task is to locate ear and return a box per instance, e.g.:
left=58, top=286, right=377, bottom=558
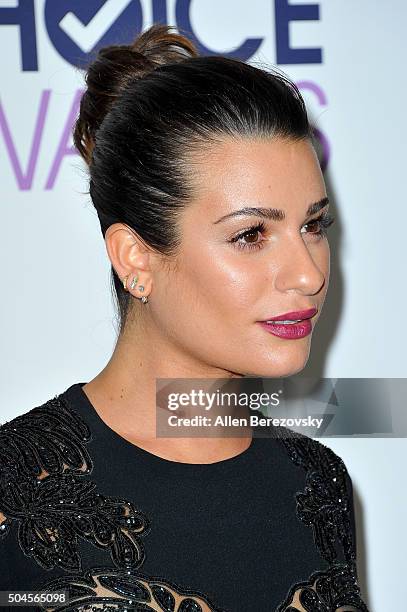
left=104, top=223, right=153, bottom=299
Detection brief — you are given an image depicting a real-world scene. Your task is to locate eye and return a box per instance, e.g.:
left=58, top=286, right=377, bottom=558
left=228, top=212, right=335, bottom=252
left=301, top=212, right=335, bottom=239
left=229, top=222, right=266, bottom=251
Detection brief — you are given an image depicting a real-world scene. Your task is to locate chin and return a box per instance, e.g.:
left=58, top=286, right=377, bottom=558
left=240, top=350, right=310, bottom=379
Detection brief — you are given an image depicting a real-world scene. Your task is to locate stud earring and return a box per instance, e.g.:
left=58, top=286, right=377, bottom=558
left=129, top=274, right=139, bottom=290
left=122, top=275, right=149, bottom=303
left=138, top=285, right=149, bottom=304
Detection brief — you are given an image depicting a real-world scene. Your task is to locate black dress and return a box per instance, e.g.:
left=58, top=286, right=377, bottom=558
left=0, top=382, right=370, bottom=611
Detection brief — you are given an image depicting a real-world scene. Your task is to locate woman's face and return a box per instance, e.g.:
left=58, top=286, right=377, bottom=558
left=150, top=136, right=330, bottom=378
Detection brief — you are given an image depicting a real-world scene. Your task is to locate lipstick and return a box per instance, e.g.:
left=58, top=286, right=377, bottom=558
left=257, top=307, right=317, bottom=339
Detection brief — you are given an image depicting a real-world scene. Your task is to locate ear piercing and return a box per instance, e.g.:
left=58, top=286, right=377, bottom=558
left=121, top=273, right=149, bottom=304
left=129, top=274, right=139, bottom=290
left=137, top=284, right=149, bottom=304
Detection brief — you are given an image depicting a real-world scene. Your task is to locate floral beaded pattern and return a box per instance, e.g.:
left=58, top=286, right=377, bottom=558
left=39, top=566, right=226, bottom=612
left=0, top=395, right=92, bottom=548
left=1, top=472, right=149, bottom=572
left=274, top=426, right=355, bottom=564
left=0, top=395, right=223, bottom=611
left=276, top=562, right=367, bottom=612
left=0, top=392, right=369, bottom=611
left=0, top=396, right=150, bottom=572
left=272, top=425, right=369, bottom=611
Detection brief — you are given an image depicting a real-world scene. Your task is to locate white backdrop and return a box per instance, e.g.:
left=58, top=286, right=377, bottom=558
left=1, top=1, right=406, bottom=609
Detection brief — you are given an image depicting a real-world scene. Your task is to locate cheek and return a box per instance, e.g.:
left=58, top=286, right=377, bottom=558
left=153, top=246, right=257, bottom=339
left=181, top=245, right=259, bottom=317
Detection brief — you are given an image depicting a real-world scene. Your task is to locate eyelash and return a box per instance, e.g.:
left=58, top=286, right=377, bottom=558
left=229, top=212, right=336, bottom=251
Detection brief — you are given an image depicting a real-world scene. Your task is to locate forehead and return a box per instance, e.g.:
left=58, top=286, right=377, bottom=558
left=188, top=136, right=325, bottom=216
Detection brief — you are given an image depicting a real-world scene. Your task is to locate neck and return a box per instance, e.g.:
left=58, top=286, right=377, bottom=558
left=82, top=317, right=252, bottom=464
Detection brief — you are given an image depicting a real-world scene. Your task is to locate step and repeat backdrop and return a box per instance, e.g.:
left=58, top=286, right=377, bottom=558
left=1, top=2, right=406, bottom=609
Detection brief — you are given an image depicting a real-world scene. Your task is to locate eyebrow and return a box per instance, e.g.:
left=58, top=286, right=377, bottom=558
left=212, top=196, right=330, bottom=224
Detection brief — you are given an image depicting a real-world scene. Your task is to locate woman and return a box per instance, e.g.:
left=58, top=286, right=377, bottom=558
left=0, top=23, right=369, bottom=612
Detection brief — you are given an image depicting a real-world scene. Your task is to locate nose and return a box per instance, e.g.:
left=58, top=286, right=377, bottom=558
left=273, top=234, right=327, bottom=296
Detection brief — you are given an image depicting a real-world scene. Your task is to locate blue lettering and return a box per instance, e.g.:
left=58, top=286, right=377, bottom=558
left=152, top=0, right=168, bottom=24
left=0, top=0, right=37, bottom=71
left=176, top=0, right=263, bottom=61
left=44, top=0, right=143, bottom=68
left=275, top=0, right=322, bottom=64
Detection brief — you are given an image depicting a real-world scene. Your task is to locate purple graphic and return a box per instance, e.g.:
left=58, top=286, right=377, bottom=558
left=1, top=83, right=330, bottom=190
left=0, top=89, right=83, bottom=190
left=0, top=8, right=329, bottom=191
left=296, top=80, right=330, bottom=172
left=0, top=90, right=50, bottom=190
left=45, top=89, right=82, bottom=190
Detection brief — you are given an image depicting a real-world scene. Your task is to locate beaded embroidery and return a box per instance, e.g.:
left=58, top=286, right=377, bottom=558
left=0, top=393, right=370, bottom=611
left=39, top=566, right=225, bottom=611
left=274, top=426, right=355, bottom=564
left=0, top=396, right=150, bottom=573
left=0, top=395, right=222, bottom=611
left=271, top=425, right=369, bottom=611
left=276, top=561, right=368, bottom=611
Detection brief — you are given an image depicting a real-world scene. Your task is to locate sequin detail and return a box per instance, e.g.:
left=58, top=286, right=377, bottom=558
left=0, top=395, right=150, bottom=572
left=0, top=394, right=370, bottom=611
left=0, top=393, right=223, bottom=611
left=274, top=426, right=354, bottom=564
left=271, top=426, right=369, bottom=611
left=276, top=561, right=369, bottom=611
left=0, top=394, right=93, bottom=478
left=38, top=566, right=225, bottom=611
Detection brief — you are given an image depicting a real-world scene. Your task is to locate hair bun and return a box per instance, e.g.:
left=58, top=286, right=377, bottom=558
left=74, top=23, right=198, bottom=165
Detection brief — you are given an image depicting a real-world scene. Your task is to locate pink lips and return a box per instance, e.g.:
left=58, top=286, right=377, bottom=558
left=261, top=308, right=317, bottom=322
left=257, top=307, right=318, bottom=340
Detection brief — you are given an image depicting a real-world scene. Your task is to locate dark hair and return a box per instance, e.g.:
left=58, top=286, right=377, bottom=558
left=74, top=23, right=313, bottom=334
